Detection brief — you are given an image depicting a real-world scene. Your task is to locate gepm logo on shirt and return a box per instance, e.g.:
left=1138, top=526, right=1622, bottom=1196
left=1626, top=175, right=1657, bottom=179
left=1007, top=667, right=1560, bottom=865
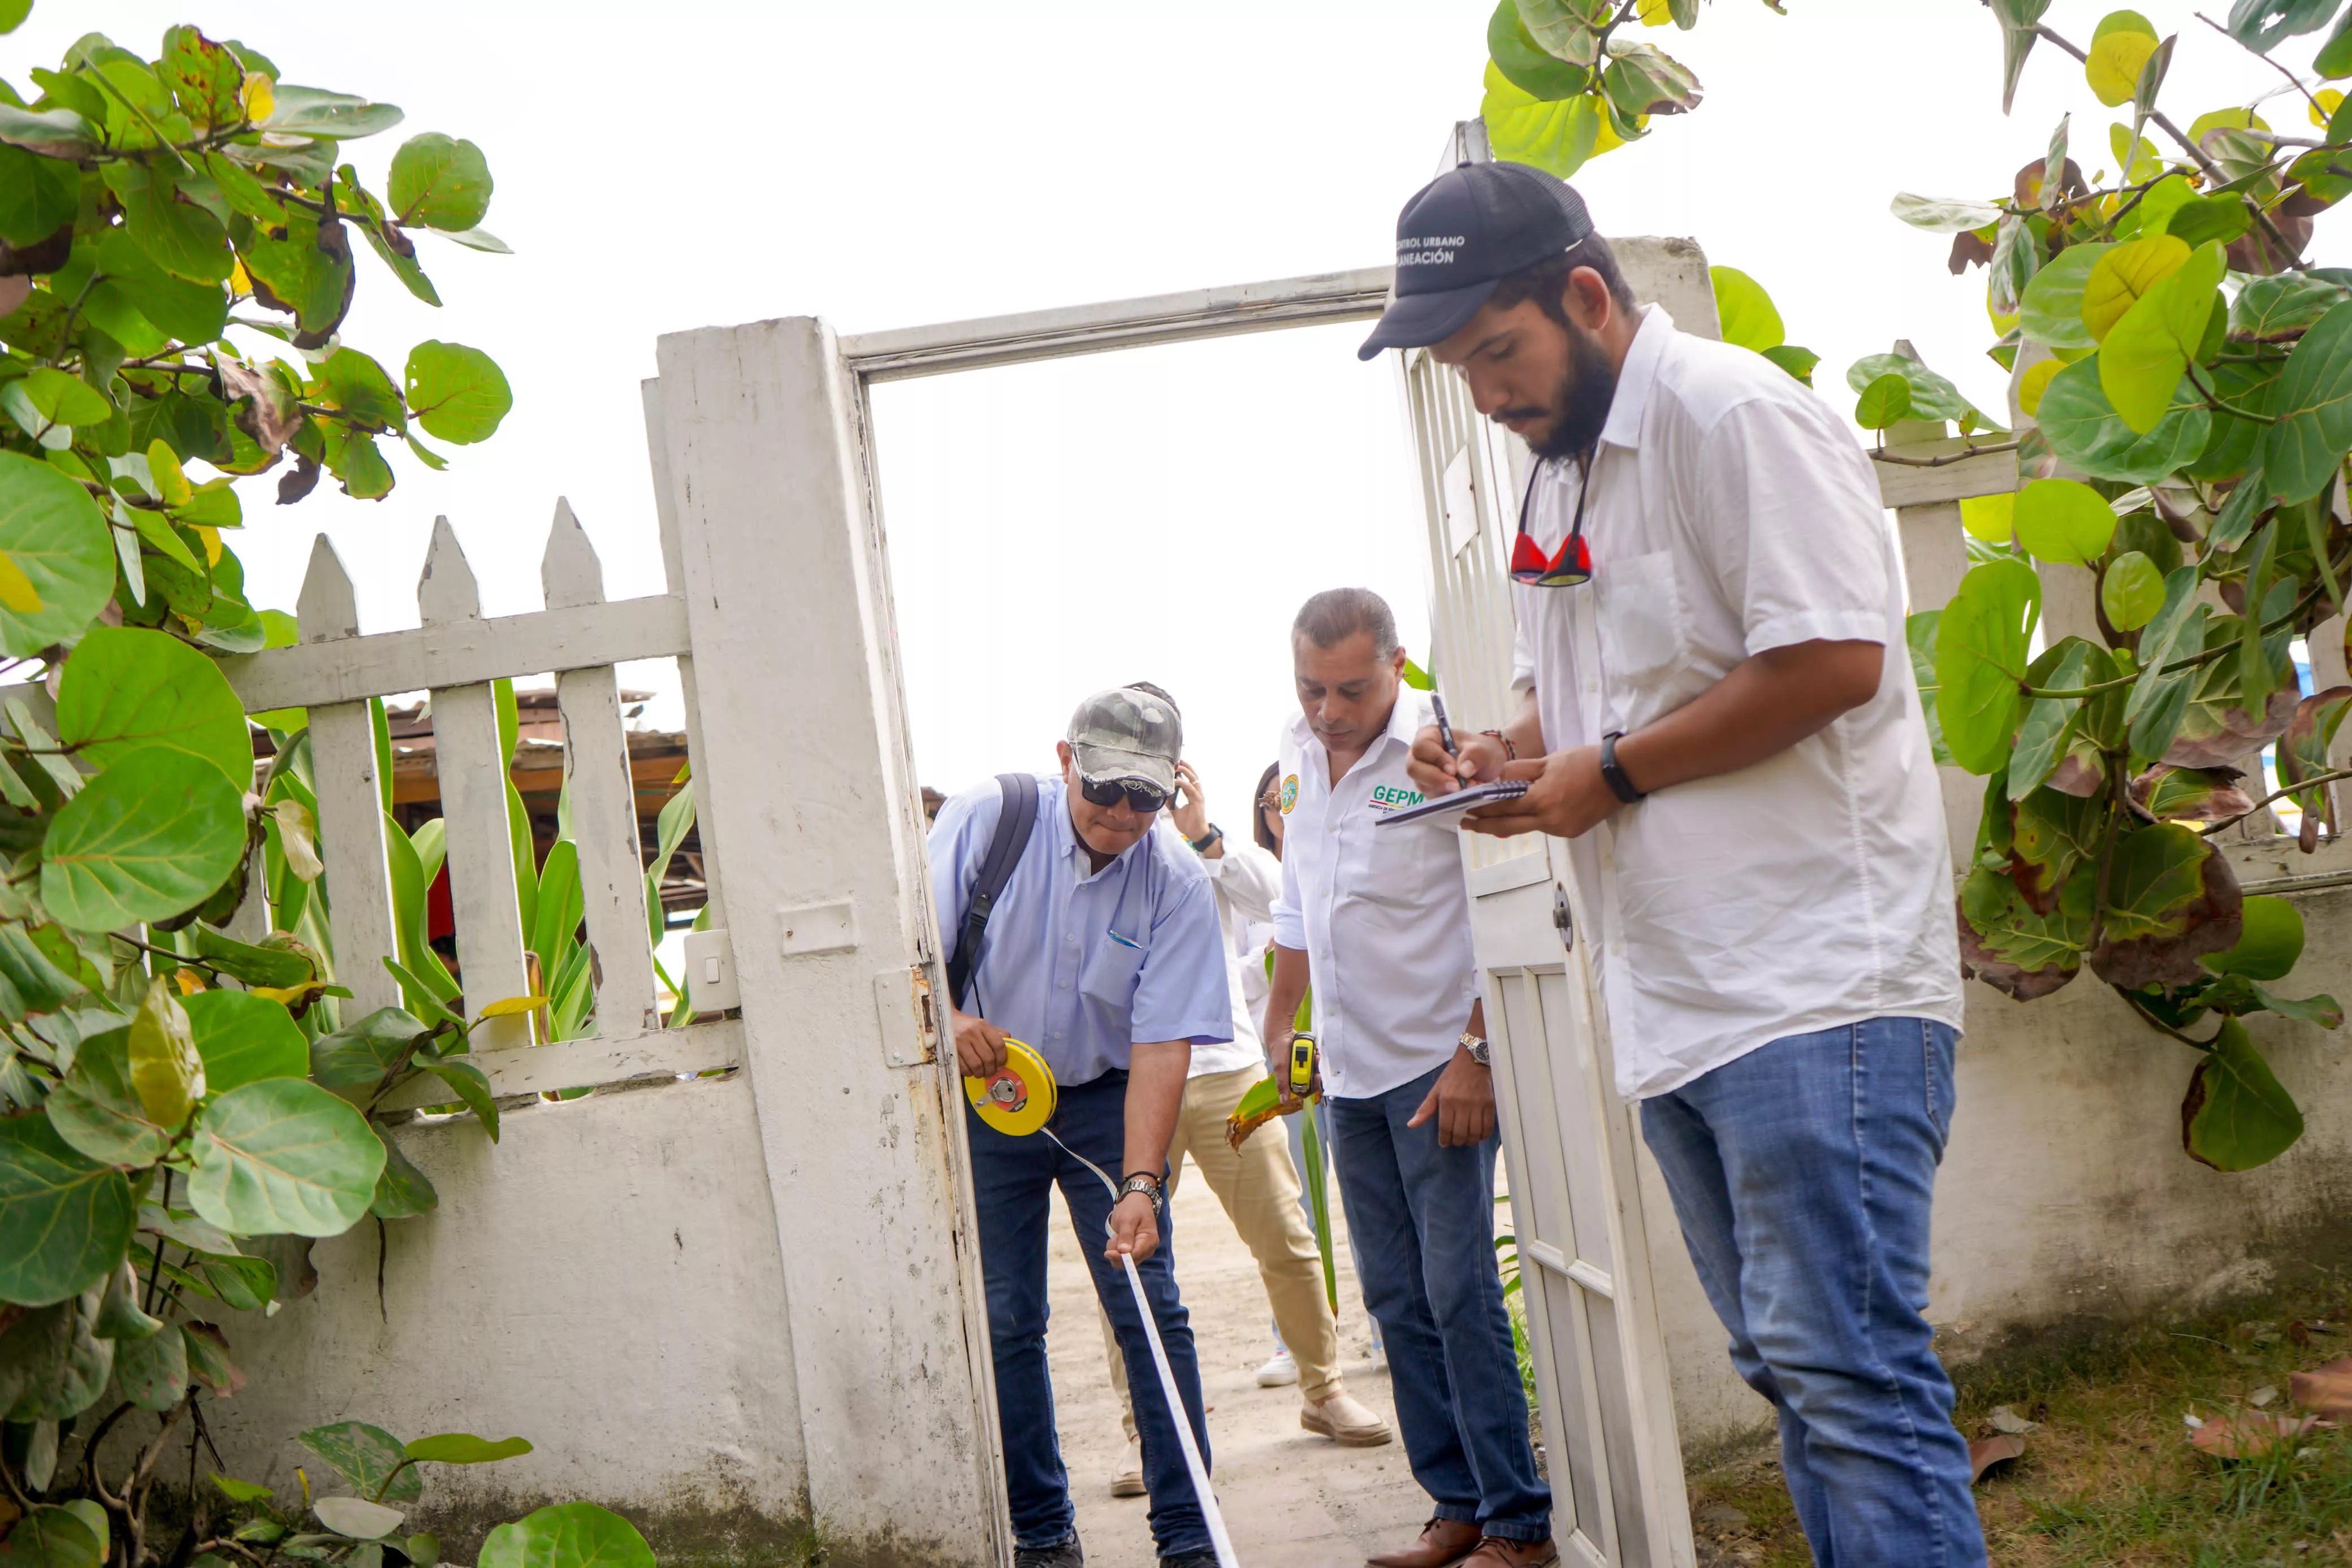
left=1279, top=774, right=1300, bottom=815
left=1367, top=784, right=1425, bottom=813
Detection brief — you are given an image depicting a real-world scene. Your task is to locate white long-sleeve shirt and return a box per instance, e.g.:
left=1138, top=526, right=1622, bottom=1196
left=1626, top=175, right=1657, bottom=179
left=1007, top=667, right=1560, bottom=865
left=1271, top=690, right=1480, bottom=1101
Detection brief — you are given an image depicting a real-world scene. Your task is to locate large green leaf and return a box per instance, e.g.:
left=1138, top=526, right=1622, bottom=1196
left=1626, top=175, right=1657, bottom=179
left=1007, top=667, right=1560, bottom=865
left=41, top=746, right=248, bottom=931
left=188, top=1078, right=384, bottom=1238
left=2232, top=272, right=2349, bottom=337
left=1487, top=0, right=1590, bottom=97
left=1935, top=557, right=2040, bottom=774
left=2223, top=0, right=2338, bottom=51
left=477, top=1504, right=655, bottom=1568
left=44, top=1028, right=170, bottom=1167
left=56, top=625, right=254, bottom=787
left=402, top=341, right=511, bottom=444
left=403, top=1432, right=533, bottom=1465
left=112, top=1315, right=187, bottom=1410
left=0, top=144, right=77, bottom=249
left=2, top=1508, right=101, bottom=1568
left=159, top=25, right=245, bottom=129
left=127, top=976, right=202, bottom=1129
left=0, top=1114, right=133, bottom=1305
left=387, top=133, right=492, bottom=231
left=95, top=229, right=228, bottom=346
left=1707, top=266, right=1783, bottom=353
left=2019, top=242, right=2109, bottom=350
left=2255, top=300, right=2352, bottom=503
left=262, top=86, right=404, bottom=139
left=108, top=162, right=232, bottom=285
left=1846, top=351, right=1971, bottom=422
left=2013, top=478, right=2117, bottom=565
left=1958, top=863, right=2092, bottom=999
left=2182, top=1018, right=2303, bottom=1171
left=2009, top=640, right=2093, bottom=798
left=2203, top=894, right=2303, bottom=981
left=2082, top=233, right=2189, bottom=341
left=183, top=989, right=309, bottom=1093
left=369, top=1130, right=437, bottom=1220
left=0, top=452, right=116, bottom=657
left=2034, top=355, right=2213, bottom=483
left=1481, top=63, right=1604, bottom=177
left=413, top=1058, right=498, bottom=1142
left=299, top=1422, right=422, bottom=1505
left=2099, top=241, right=2224, bottom=434
left=308, top=1006, right=430, bottom=1105
left=2102, top=550, right=2167, bottom=630
left=2100, top=821, right=2217, bottom=943
left=312, top=348, right=405, bottom=433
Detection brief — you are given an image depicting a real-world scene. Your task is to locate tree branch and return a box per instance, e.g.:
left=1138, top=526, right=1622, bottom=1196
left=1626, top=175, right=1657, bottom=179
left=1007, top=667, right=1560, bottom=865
left=2193, top=10, right=2329, bottom=120
left=2199, top=765, right=2352, bottom=834
left=1870, top=439, right=2022, bottom=468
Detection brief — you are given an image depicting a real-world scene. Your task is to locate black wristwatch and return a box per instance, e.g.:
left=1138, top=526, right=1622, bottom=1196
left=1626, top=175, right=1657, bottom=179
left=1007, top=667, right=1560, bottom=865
left=1188, top=824, right=1222, bottom=854
left=1599, top=731, right=1647, bottom=805
left=1119, top=1171, right=1164, bottom=1204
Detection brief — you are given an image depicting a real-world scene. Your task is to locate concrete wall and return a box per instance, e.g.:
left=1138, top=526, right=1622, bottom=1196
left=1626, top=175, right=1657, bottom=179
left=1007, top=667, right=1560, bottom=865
left=201, top=1073, right=816, bottom=1563
left=1651, top=846, right=2352, bottom=1450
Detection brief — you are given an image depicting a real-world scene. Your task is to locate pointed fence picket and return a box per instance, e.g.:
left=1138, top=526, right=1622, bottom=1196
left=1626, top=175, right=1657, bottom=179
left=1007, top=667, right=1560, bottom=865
left=215, top=505, right=738, bottom=1104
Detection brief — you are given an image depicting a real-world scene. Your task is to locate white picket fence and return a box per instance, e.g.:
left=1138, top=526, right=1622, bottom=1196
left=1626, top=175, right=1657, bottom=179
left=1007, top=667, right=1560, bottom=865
left=219, top=508, right=737, bottom=1098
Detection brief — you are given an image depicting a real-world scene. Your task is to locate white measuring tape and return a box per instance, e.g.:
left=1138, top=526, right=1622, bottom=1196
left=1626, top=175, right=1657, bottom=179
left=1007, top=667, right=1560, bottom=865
left=967, top=1041, right=1240, bottom=1568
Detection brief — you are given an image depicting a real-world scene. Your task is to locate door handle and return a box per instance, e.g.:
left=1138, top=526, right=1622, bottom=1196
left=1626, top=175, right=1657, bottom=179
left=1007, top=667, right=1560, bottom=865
left=1551, top=882, right=1573, bottom=951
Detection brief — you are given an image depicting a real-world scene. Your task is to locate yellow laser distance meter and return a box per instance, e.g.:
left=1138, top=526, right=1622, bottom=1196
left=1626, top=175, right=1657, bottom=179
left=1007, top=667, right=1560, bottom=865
left=1287, top=1031, right=1317, bottom=1100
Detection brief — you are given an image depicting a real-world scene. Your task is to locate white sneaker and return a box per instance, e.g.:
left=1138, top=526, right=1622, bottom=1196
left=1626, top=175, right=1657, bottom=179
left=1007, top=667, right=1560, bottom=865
left=1255, top=1346, right=1298, bottom=1387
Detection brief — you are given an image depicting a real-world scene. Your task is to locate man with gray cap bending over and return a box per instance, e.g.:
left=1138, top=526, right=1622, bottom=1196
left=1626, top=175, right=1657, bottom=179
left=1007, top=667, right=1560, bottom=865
left=929, top=686, right=1234, bottom=1568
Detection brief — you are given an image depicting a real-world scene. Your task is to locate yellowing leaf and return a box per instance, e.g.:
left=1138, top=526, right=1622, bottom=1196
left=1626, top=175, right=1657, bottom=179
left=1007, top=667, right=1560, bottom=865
left=228, top=257, right=251, bottom=298
left=1961, top=492, right=2017, bottom=543
left=240, top=73, right=273, bottom=123
left=2018, top=358, right=2064, bottom=417
left=146, top=440, right=192, bottom=508
left=2087, top=27, right=2160, bottom=108
left=194, top=525, right=221, bottom=566
left=2315, top=89, right=2346, bottom=129
left=129, top=978, right=204, bottom=1130
left=1639, top=0, right=1673, bottom=21
left=476, top=995, right=548, bottom=1019
left=2082, top=235, right=2189, bottom=340
left=0, top=551, right=44, bottom=614
left=173, top=967, right=207, bottom=995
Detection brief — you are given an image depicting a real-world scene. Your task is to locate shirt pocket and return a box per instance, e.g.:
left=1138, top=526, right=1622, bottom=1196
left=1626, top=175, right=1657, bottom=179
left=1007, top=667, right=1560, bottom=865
left=1079, top=938, right=1148, bottom=1015
left=1597, top=549, right=1688, bottom=689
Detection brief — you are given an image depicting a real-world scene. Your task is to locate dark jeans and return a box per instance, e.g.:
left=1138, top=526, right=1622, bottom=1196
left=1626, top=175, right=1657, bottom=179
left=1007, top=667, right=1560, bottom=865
left=1640, top=1017, right=1986, bottom=1568
left=1330, top=1063, right=1551, bottom=1543
left=967, top=1069, right=1211, bottom=1557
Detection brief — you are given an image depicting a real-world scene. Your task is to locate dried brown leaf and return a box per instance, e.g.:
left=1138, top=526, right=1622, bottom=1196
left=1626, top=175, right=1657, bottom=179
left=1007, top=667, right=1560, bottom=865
left=1969, top=1433, right=2025, bottom=1483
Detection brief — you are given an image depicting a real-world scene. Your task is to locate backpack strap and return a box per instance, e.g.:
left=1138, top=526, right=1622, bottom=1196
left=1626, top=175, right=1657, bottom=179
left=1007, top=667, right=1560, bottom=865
left=946, top=772, right=1040, bottom=1012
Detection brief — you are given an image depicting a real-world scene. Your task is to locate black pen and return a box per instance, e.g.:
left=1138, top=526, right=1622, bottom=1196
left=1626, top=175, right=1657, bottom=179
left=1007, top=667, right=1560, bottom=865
left=1432, top=691, right=1459, bottom=759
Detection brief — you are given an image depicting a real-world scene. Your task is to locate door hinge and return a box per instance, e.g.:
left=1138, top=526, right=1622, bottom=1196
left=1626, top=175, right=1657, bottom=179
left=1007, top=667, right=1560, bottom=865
left=1552, top=883, right=1573, bottom=951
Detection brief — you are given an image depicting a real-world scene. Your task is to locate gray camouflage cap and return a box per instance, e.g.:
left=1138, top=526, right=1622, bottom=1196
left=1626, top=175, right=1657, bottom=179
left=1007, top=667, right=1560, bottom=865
left=1067, top=686, right=1182, bottom=796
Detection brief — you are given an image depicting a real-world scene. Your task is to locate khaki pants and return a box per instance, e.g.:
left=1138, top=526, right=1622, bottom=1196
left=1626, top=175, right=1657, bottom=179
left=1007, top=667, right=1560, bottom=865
left=1101, top=1063, right=1343, bottom=1435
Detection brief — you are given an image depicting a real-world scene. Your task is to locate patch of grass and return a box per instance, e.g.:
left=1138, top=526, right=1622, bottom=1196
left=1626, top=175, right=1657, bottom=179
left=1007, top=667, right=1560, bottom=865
left=1684, top=1279, right=2352, bottom=1566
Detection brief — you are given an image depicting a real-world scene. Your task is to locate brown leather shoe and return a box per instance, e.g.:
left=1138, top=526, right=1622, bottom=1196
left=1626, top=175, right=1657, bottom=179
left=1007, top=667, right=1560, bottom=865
left=1459, top=1537, right=1558, bottom=1567
left=1367, top=1518, right=1481, bottom=1568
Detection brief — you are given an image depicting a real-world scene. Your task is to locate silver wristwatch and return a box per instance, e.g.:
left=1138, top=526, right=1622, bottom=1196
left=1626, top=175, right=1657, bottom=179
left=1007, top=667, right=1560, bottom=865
left=1459, top=1032, right=1491, bottom=1067
left=1118, top=1172, right=1163, bottom=1205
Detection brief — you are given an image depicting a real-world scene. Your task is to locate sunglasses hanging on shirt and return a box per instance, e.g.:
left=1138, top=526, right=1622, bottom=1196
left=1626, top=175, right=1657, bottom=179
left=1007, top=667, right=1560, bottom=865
left=1509, top=454, right=1595, bottom=588
left=1079, top=776, right=1168, bottom=813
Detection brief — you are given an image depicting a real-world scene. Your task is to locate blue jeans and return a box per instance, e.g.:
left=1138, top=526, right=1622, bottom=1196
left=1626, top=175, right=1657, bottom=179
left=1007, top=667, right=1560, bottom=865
left=966, top=1071, right=1211, bottom=1558
left=1330, top=1063, right=1550, bottom=1544
left=1639, top=1017, right=1986, bottom=1568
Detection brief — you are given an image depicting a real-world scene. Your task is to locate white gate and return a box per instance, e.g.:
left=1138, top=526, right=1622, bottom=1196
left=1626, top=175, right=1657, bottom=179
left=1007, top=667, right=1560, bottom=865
left=1397, top=138, right=1717, bottom=1561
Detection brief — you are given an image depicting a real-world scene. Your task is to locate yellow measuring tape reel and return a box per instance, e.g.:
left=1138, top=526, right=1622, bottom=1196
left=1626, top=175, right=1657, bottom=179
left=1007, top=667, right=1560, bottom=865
left=964, top=1038, right=1057, bottom=1137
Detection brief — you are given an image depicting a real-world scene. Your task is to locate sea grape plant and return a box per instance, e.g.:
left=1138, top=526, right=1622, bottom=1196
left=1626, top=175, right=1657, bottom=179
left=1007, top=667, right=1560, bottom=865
left=0, top=10, right=547, bottom=1561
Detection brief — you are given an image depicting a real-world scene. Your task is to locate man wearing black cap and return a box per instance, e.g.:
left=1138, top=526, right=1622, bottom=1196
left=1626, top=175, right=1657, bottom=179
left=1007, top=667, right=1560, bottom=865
left=1379, top=163, right=1983, bottom=1568
left=931, top=686, right=1236, bottom=1568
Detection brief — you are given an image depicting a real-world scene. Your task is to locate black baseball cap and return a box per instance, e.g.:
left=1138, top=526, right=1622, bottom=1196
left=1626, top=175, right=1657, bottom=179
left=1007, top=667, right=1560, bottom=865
left=1357, top=161, right=1597, bottom=361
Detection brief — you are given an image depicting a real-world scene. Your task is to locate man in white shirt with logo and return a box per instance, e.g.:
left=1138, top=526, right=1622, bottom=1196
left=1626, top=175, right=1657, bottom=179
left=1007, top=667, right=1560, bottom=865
left=1371, top=162, right=1980, bottom=1568
left=1263, top=588, right=1553, bottom=1568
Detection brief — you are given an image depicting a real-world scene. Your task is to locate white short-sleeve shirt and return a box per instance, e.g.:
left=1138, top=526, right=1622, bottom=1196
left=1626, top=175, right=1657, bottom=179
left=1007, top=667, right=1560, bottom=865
left=1511, top=305, right=1964, bottom=1100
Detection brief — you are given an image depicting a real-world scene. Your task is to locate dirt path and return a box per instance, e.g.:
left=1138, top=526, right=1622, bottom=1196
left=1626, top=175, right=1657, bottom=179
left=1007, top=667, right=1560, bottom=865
left=1043, top=1150, right=1433, bottom=1566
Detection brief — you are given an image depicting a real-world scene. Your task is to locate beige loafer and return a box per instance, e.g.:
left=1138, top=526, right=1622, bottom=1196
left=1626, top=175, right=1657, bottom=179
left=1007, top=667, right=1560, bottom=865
left=1300, top=1389, right=1394, bottom=1446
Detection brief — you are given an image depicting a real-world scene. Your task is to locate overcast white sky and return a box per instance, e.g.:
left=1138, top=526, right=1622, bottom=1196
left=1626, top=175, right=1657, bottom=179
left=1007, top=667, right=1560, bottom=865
left=10, top=1, right=2346, bottom=824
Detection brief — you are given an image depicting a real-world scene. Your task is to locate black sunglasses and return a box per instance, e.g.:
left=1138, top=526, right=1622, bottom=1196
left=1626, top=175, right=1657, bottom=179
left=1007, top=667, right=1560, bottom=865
left=1079, top=776, right=1168, bottom=813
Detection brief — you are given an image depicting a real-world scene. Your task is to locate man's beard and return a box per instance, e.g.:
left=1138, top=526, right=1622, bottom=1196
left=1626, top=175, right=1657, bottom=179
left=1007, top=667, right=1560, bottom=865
left=1522, top=320, right=1619, bottom=464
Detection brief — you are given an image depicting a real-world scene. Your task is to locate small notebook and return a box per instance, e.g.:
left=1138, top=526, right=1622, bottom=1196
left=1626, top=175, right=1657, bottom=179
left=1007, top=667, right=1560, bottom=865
left=1372, top=778, right=1530, bottom=827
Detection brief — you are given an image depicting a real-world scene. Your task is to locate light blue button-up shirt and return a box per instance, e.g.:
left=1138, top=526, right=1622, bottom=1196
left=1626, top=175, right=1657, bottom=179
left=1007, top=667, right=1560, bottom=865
left=929, top=774, right=1232, bottom=1087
